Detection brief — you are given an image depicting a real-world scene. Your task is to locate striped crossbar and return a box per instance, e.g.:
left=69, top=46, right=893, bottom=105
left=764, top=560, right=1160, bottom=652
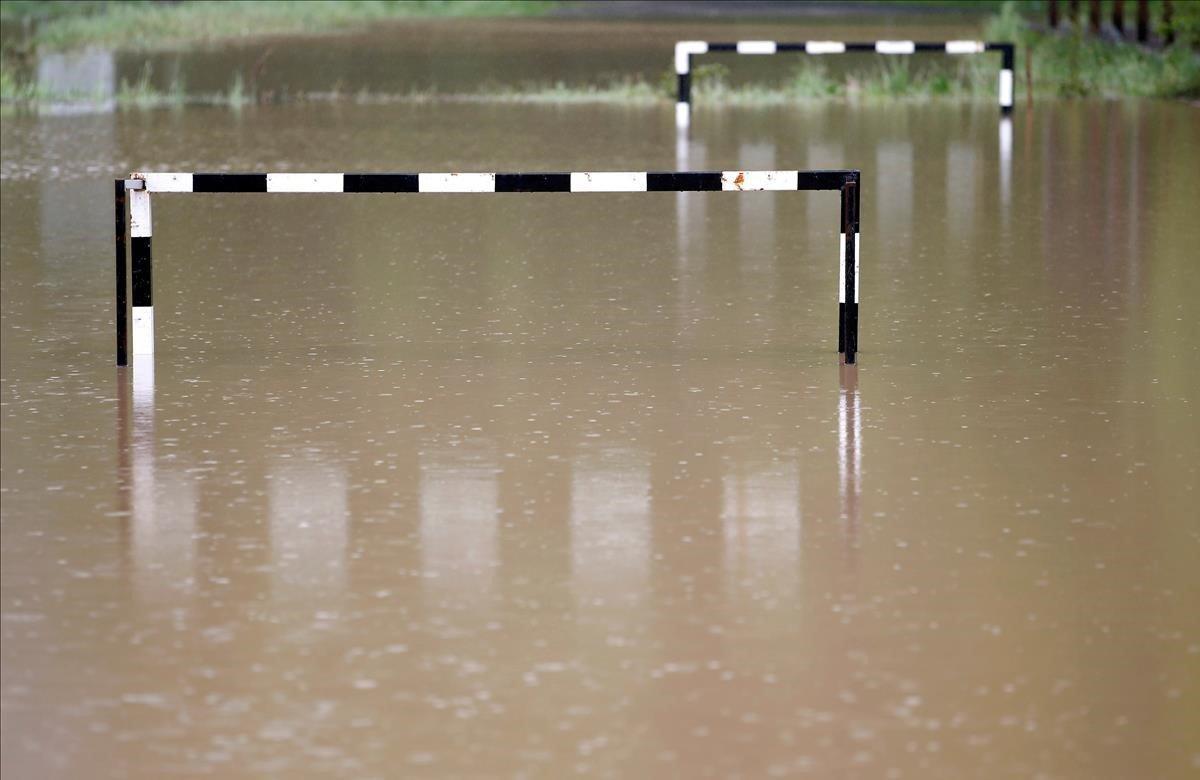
left=129, top=170, right=854, bottom=193
left=116, top=169, right=862, bottom=369
left=675, top=40, right=1016, bottom=127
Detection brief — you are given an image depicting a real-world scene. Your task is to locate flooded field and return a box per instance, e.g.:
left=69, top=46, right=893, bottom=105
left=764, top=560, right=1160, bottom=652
left=3, top=16, right=1200, bottom=780
left=18, top=14, right=986, bottom=99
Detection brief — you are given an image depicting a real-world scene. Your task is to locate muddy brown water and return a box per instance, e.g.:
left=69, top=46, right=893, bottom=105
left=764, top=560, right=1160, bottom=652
left=14, top=15, right=987, bottom=98
left=3, top=23, right=1200, bottom=780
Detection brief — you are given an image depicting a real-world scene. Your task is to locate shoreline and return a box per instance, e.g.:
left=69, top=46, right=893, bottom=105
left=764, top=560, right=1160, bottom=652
left=2, top=2, right=1196, bottom=110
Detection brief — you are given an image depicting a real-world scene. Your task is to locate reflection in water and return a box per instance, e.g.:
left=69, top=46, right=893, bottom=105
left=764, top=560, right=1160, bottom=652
left=419, top=445, right=499, bottom=605
left=119, top=363, right=197, bottom=602
left=676, top=138, right=708, bottom=339
left=806, top=141, right=844, bottom=226
left=570, top=450, right=651, bottom=608
left=36, top=49, right=114, bottom=114
left=838, top=363, right=861, bottom=549
left=738, top=141, right=777, bottom=274
left=999, top=117, right=1013, bottom=216
left=947, top=141, right=977, bottom=240
left=721, top=462, right=801, bottom=599
left=877, top=141, right=914, bottom=258
left=7, top=97, right=1197, bottom=778
left=268, top=457, right=348, bottom=599
left=675, top=137, right=707, bottom=262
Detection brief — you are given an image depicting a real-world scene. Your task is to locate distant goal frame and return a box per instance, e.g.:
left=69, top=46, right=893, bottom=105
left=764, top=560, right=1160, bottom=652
left=674, top=39, right=1016, bottom=128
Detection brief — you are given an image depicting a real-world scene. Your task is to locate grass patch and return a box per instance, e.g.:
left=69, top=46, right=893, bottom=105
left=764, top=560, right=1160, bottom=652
left=2, top=1, right=554, bottom=52
left=3, top=1, right=1196, bottom=112
left=987, top=1, right=1199, bottom=99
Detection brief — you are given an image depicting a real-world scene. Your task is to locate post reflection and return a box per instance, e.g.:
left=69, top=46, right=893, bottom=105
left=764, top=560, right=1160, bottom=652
left=36, top=48, right=115, bottom=114
left=947, top=141, right=977, bottom=240
left=736, top=140, right=778, bottom=275
left=876, top=141, right=913, bottom=258
left=806, top=141, right=843, bottom=226
left=419, top=444, right=499, bottom=607
left=999, top=117, right=1013, bottom=216
left=675, top=137, right=707, bottom=262
left=838, top=363, right=862, bottom=551
left=268, top=456, right=348, bottom=599
left=118, top=363, right=197, bottom=602
left=721, top=461, right=801, bottom=600
left=676, top=137, right=707, bottom=339
left=570, top=449, right=651, bottom=609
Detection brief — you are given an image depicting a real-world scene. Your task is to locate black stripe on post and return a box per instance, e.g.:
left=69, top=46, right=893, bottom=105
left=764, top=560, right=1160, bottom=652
left=192, top=173, right=267, bottom=192
left=114, top=180, right=127, bottom=367
left=677, top=72, right=691, bottom=103
left=843, top=180, right=859, bottom=365
left=913, top=42, right=945, bottom=52
left=131, top=237, right=153, bottom=308
left=799, top=170, right=857, bottom=191
left=776, top=42, right=806, bottom=52
left=844, top=43, right=877, bottom=52
left=344, top=173, right=419, bottom=193
left=838, top=188, right=847, bottom=356
left=708, top=43, right=737, bottom=51
left=495, top=173, right=570, bottom=192
left=647, top=172, right=722, bottom=191
left=988, top=42, right=1016, bottom=70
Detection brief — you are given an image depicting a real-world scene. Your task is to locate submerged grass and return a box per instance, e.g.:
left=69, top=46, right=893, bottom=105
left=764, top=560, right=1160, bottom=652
left=2, top=1, right=555, bottom=52
left=3, top=1, right=1196, bottom=112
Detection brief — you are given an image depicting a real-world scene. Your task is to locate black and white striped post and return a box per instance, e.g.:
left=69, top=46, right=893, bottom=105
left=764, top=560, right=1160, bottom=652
left=674, top=39, right=1016, bottom=128
left=114, top=169, right=863, bottom=367
left=839, top=177, right=859, bottom=360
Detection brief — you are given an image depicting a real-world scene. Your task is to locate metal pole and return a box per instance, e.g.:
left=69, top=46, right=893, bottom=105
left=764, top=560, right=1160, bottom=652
left=678, top=60, right=691, bottom=107
left=1000, top=44, right=1015, bottom=115
left=848, top=179, right=859, bottom=364
left=840, top=179, right=859, bottom=365
left=115, top=180, right=128, bottom=366
left=838, top=184, right=846, bottom=355
left=130, top=188, right=153, bottom=359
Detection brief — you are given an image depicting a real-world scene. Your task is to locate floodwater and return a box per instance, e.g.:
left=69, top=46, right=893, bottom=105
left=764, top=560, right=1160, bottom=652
left=17, top=14, right=986, bottom=99
left=3, top=20, right=1200, bottom=780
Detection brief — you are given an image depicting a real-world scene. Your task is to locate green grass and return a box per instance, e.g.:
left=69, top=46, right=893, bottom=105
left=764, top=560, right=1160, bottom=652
left=2, top=1, right=554, bottom=52
left=3, top=0, right=1196, bottom=112
left=986, top=1, right=1200, bottom=98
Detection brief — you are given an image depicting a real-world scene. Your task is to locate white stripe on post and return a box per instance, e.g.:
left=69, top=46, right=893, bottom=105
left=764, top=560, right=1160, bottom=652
left=736, top=40, right=777, bottom=54
left=855, top=233, right=860, bottom=303
left=945, top=40, right=985, bottom=54
left=418, top=173, right=496, bottom=193
left=132, top=355, right=154, bottom=411
left=875, top=40, right=916, bottom=54
left=806, top=41, right=846, bottom=54
left=130, top=189, right=152, bottom=238
left=999, top=69, right=1014, bottom=107
left=132, top=306, right=155, bottom=355
left=266, top=173, right=343, bottom=193
left=838, top=233, right=861, bottom=304
left=675, top=102, right=691, bottom=128
left=839, top=234, right=846, bottom=304
left=675, top=41, right=708, bottom=74
left=570, top=172, right=648, bottom=192
left=721, top=170, right=798, bottom=191
left=138, top=172, right=193, bottom=192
